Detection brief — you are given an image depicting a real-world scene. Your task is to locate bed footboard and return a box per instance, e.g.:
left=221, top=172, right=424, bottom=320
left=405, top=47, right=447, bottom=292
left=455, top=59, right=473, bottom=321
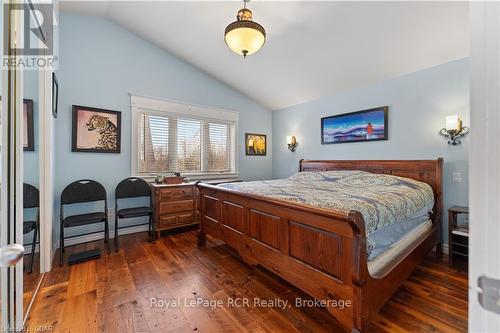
left=197, top=183, right=369, bottom=331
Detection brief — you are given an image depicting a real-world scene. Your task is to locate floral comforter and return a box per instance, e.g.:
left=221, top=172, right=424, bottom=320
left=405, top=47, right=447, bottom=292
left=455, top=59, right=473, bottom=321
left=219, top=170, right=434, bottom=255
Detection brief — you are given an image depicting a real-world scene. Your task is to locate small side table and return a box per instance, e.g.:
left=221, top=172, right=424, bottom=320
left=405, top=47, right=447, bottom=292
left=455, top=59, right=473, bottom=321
left=448, top=205, right=469, bottom=268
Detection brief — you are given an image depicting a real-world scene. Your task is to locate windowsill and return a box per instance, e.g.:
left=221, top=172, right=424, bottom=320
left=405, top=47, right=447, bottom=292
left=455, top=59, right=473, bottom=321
left=135, top=172, right=240, bottom=182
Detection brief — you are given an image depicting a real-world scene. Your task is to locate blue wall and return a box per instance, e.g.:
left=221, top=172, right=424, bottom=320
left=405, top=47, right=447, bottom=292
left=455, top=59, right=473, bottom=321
left=56, top=14, right=272, bottom=239
left=272, top=58, right=470, bottom=244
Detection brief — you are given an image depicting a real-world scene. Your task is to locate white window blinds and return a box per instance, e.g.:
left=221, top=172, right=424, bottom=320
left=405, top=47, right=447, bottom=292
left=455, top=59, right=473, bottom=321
left=133, top=96, right=238, bottom=177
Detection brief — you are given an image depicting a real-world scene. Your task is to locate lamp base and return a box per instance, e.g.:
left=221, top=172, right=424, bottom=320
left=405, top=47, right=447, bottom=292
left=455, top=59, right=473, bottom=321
left=440, top=127, right=469, bottom=145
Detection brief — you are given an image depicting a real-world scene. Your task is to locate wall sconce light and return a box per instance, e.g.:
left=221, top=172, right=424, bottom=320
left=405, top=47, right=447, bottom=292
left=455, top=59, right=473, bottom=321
left=287, top=136, right=298, bottom=152
left=439, top=115, right=470, bottom=145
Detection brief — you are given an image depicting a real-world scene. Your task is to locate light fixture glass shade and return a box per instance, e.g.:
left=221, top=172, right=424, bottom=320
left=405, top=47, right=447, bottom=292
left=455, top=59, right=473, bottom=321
left=224, top=7, right=266, bottom=57
left=446, top=115, right=461, bottom=132
left=287, top=136, right=293, bottom=145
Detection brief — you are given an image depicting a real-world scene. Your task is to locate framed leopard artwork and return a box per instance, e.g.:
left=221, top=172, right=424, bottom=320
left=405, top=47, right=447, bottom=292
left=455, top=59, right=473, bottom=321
left=72, top=105, right=122, bottom=153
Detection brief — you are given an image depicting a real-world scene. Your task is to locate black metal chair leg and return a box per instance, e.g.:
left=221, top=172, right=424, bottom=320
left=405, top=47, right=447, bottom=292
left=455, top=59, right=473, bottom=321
left=148, top=215, right=152, bottom=236
left=151, top=214, right=156, bottom=241
left=114, top=214, right=119, bottom=252
left=28, top=227, right=37, bottom=274
left=104, top=219, right=111, bottom=254
left=59, top=225, right=64, bottom=266
left=104, top=219, right=107, bottom=248
left=149, top=214, right=155, bottom=241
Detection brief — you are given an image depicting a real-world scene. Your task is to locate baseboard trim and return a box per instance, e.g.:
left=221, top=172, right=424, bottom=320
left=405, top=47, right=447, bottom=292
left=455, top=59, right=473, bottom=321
left=442, top=243, right=449, bottom=255
left=23, top=243, right=40, bottom=254
left=59, top=224, right=150, bottom=248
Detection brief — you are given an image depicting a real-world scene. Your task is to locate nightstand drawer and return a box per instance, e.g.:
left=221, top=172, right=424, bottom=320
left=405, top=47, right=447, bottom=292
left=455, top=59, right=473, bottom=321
left=159, top=200, right=193, bottom=214
left=178, top=212, right=194, bottom=224
left=159, top=214, right=178, bottom=228
left=452, top=243, right=468, bottom=255
left=451, top=233, right=468, bottom=246
left=160, top=187, right=193, bottom=201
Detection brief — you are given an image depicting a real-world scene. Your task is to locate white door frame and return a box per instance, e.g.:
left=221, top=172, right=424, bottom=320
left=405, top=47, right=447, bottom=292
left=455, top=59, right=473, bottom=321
left=38, top=67, right=53, bottom=273
left=469, top=1, right=500, bottom=332
left=1, top=3, right=25, bottom=330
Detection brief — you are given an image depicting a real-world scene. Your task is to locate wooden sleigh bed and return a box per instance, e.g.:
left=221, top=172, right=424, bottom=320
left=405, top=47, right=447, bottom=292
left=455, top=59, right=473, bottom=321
left=196, top=159, right=443, bottom=332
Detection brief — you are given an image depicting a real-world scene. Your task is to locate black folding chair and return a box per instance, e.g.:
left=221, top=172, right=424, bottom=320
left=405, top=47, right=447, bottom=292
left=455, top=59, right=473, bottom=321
left=23, top=183, right=39, bottom=274
left=114, top=177, right=153, bottom=251
left=60, top=179, right=109, bottom=266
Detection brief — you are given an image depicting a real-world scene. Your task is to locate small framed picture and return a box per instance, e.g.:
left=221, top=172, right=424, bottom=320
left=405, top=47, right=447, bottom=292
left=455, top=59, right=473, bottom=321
left=245, top=133, right=266, bottom=156
left=52, top=73, right=58, bottom=118
left=23, top=99, right=34, bottom=151
left=72, top=105, right=121, bottom=153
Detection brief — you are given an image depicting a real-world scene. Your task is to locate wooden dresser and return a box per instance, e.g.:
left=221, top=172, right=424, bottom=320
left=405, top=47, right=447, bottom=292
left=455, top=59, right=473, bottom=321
left=151, top=179, right=241, bottom=238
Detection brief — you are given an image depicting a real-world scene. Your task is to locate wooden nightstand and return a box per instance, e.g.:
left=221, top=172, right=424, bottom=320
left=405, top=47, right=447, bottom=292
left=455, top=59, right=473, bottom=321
left=150, top=182, right=198, bottom=239
left=448, top=205, right=469, bottom=269
left=150, top=178, right=241, bottom=238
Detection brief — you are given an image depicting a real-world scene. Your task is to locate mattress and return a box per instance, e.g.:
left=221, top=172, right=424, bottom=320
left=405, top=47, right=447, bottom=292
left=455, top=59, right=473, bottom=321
left=219, top=170, right=434, bottom=257
left=368, top=219, right=433, bottom=278
left=368, top=204, right=432, bottom=260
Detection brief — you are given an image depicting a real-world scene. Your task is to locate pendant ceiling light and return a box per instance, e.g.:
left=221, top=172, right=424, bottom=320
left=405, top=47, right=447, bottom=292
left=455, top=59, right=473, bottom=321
left=224, top=0, right=266, bottom=58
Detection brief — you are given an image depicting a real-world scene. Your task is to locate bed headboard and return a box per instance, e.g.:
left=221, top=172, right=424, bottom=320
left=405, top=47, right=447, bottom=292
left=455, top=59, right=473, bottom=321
left=299, top=159, right=444, bottom=222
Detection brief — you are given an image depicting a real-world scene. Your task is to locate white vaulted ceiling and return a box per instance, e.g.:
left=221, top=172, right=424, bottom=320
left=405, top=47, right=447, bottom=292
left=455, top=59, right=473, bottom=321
left=60, top=1, right=469, bottom=110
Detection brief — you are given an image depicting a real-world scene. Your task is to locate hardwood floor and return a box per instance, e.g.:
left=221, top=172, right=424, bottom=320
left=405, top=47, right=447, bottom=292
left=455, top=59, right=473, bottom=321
left=26, top=229, right=468, bottom=332
left=24, top=252, right=43, bottom=313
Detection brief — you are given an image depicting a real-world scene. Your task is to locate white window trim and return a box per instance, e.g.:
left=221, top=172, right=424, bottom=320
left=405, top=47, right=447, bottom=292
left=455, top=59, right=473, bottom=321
left=130, top=94, right=239, bottom=180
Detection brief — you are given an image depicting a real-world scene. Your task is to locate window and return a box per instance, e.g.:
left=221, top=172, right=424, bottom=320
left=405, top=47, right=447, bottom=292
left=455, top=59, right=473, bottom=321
left=132, top=95, right=238, bottom=178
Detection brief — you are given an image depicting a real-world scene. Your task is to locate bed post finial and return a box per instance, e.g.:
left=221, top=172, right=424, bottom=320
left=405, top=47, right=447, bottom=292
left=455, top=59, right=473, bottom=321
left=299, top=159, right=305, bottom=172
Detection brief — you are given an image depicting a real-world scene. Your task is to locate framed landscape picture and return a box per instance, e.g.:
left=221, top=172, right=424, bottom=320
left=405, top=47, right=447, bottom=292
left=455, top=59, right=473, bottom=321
left=321, top=106, right=388, bottom=144
left=245, top=133, right=266, bottom=156
left=23, top=99, right=34, bottom=151
left=0, top=98, right=35, bottom=151
left=72, top=105, right=121, bottom=153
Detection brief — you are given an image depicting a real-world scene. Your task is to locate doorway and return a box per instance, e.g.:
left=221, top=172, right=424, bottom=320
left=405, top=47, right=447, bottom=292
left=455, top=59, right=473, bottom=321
left=1, top=1, right=55, bottom=330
